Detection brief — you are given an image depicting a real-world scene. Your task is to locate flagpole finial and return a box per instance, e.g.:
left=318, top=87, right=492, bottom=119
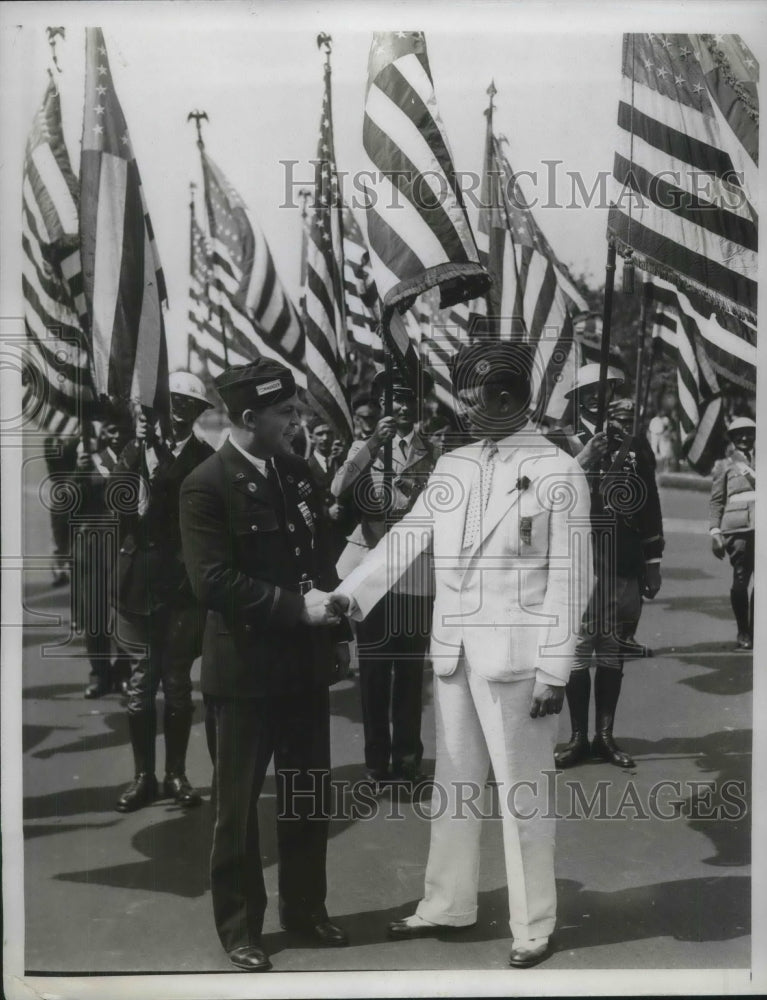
left=187, top=110, right=209, bottom=150
left=46, top=26, right=65, bottom=73
left=484, top=80, right=497, bottom=120
left=317, top=33, right=332, bottom=54
left=298, top=187, right=311, bottom=220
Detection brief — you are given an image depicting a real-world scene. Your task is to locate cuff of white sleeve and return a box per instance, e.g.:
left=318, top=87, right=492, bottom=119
left=536, top=669, right=565, bottom=687
left=346, top=595, right=363, bottom=621
left=709, top=528, right=723, bottom=537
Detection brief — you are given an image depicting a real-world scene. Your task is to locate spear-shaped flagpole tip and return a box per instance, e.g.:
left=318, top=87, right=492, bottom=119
left=484, top=79, right=497, bottom=119
left=187, top=110, right=209, bottom=149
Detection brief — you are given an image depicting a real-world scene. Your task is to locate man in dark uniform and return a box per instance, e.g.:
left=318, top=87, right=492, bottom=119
left=332, top=369, right=440, bottom=786
left=306, top=415, right=352, bottom=561
left=112, top=371, right=215, bottom=812
left=554, top=363, right=664, bottom=770
left=710, top=417, right=756, bottom=650
left=179, top=359, right=350, bottom=973
left=74, top=403, right=134, bottom=698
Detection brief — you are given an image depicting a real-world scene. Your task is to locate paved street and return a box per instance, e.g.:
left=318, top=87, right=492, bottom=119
left=15, top=446, right=752, bottom=976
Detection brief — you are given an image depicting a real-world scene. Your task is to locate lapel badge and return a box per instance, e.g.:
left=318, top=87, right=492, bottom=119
left=520, top=516, right=533, bottom=546
left=286, top=474, right=295, bottom=484
left=235, top=472, right=245, bottom=480
left=248, top=482, right=257, bottom=493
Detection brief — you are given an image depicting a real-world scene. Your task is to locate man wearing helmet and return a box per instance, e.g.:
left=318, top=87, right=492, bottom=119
left=710, top=417, right=756, bottom=650
left=111, top=371, right=215, bottom=812
left=554, top=364, right=664, bottom=771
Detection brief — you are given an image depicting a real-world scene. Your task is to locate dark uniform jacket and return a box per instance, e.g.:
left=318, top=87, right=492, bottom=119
left=113, top=433, right=214, bottom=615
left=553, top=424, right=664, bottom=580
left=179, top=439, right=346, bottom=699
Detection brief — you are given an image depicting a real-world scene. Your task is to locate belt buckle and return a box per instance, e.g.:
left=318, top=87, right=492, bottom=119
left=299, top=579, right=314, bottom=596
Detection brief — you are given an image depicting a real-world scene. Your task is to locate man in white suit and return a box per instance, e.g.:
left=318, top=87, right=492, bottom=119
left=328, top=342, right=592, bottom=968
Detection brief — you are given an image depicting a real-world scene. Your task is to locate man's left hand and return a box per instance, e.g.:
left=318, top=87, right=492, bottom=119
left=529, top=681, right=565, bottom=718
left=643, top=563, right=662, bottom=599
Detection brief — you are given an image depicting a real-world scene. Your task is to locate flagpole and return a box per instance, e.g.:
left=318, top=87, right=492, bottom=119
left=187, top=181, right=196, bottom=371
left=596, top=239, right=617, bottom=432
left=632, top=280, right=651, bottom=437
left=188, top=108, right=230, bottom=368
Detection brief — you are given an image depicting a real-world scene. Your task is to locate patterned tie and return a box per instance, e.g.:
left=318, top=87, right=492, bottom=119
left=462, top=440, right=498, bottom=549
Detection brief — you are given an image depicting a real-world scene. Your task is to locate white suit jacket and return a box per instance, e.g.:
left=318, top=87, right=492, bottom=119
left=335, top=425, right=593, bottom=686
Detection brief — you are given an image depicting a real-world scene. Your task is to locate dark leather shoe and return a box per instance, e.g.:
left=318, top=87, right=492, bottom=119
left=84, top=677, right=112, bottom=699
left=228, top=945, right=272, bottom=972
left=387, top=916, right=475, bottom=939
left=554, top=731, right=589, bottom=769
left=163, top=773, right=202, bottom=808
left=281, top=918, right=349, bottom=947
left=116, top=773, right=158, bottom=812
left=509, top=937, right=551, bottom=968
left=591, top=732, right=634, bottom=768
left=618, top=637, right=654, bottom=659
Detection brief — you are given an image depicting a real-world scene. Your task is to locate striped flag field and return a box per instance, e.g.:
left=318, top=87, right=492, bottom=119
left=201, top=150, right=306, bottom=384
left=361, top=31, right=489, bottom=324
left=22, top=75, right=96, bottom=428
left=79, top=27, right=169, bottom=416
left=607, top=33, right=757, bottom=323
left=301, top=49, right=353, bottom=442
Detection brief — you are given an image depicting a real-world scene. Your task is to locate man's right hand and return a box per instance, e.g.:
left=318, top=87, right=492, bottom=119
left=370, top=416, right=397, bottom=448
left=326, top=592, right=351, bottom=618
left=711, top=532, right=726, bottom=560
left=576, top=430, right=609, bottom=470
left=299, top=588, right=341, bottom=626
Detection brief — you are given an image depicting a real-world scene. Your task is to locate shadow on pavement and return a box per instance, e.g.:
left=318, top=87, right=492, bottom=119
left=23, top=820, right=122, bottom=840
left=23, top=723, right=79, bottom=753
left=23, top=782, right=134, bottom=820
left=613, top=728, right=751, bottom=868
left=554, top=874, right=750, bottom=949
left=653, top=594, right=733, bottom=622
left=23, top=683, right=84, bottom=700
left=32, top=710, right=131, bottom=758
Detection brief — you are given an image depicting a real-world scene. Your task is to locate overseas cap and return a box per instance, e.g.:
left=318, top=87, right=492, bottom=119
left=214, top=358, right=296, bottom=412
left=564, top=362, right=625, bottom=399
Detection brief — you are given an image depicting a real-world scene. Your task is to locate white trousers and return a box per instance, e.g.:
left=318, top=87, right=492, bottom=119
left=415, top=657, right=558, bottom=941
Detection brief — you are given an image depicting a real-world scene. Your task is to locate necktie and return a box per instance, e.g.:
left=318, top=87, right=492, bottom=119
left=462, top=440, right=498, bottom=549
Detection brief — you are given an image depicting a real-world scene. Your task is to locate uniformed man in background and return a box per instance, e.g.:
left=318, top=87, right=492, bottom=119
left=555, top=363, right=664, bottom=771
left=332, top=369, right=440, bottom=786
left=112, top=371, right=214, bottom=812
left=179, top=358, right=350, bottom=973
left=710, top=416, right=756, bottom=650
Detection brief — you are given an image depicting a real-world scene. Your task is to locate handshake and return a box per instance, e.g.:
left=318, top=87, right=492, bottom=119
left=299, top=588, right=352, bottom=626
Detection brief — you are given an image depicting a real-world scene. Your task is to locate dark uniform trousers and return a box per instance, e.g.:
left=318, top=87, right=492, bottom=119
left=209, top=688, right=330, bottom=949
left=179, top=440, right=346, bottom=952
left=357, top=593, right=432, bottom=776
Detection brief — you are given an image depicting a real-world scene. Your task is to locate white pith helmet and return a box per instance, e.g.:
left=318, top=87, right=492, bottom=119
left=169, top=370, right=213, bottom=409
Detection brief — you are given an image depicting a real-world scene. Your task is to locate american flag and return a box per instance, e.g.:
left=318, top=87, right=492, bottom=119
left=187, top=210, right=227, bottom=376
left=647, top=276, right=725, bottom=474
left=475, top=121, right=588, bottom=421
left=201, top=150, right=306, bottom=384
left=79, top=28, right=169, bottom=416
left=301, top=53, right=353, bottom=442
left=607, top=33, right=757, bottom=324
left=22, top=76, right=96, bottom=431
left=342, top=205, right=382, bottom=360
left=361, top=32, right=489, bottom=329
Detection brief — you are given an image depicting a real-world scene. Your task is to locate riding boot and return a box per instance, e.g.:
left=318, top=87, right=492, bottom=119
left=116, top=710, right=158, bottom=811
left=554, top=669, right=591, bottom=769
left=731, top=587, right=752, bottom=648
left=591, top=667, right=634, bottom=768
left=163, top=707, right=201, bottom=808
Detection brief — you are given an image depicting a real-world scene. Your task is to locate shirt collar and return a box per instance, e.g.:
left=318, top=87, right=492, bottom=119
left=313, top=450, right=328, bottom=472
left=484, top=419, right=541, bottom=462
left=394, top=429, right=415, bottom=450
left=229, top=434, right=269, bottom=476
left=172, top=433, right=193, bottom=457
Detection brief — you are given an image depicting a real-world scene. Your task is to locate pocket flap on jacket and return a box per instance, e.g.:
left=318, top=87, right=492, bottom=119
left=235, top=509, right=280, bottom=535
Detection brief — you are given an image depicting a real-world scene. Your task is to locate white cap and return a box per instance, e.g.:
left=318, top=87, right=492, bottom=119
left=564, top=363, right=625, bottom=399
left=169, top=371, right=213, bottom=408
left=727, top=416, right=756, bottom=434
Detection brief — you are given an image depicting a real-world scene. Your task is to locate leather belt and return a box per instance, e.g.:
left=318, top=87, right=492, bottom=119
left=298, top=579, right=315, bottom=595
